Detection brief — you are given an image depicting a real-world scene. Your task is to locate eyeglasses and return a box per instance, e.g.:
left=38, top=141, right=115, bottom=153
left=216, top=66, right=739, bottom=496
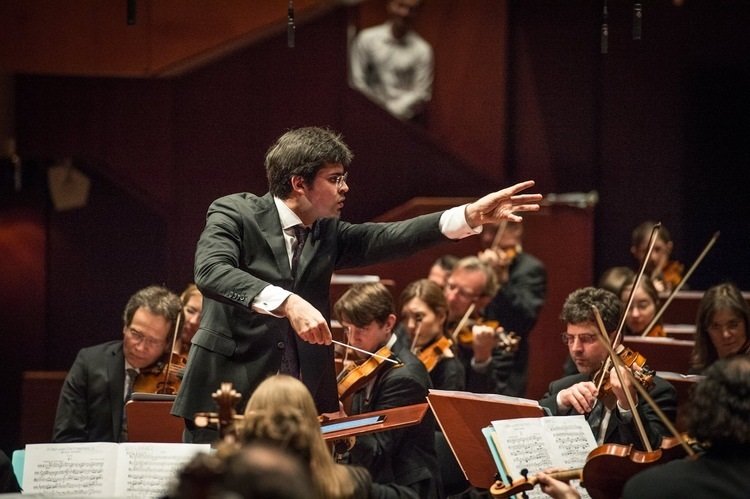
left=126, top=327, right=166, bottom=348
left=445, top=281, right=482, bottom=302
left=707, top=319, right=743, bottom=335
left=320, top=172, right=348, bottom=189
left=560, top=332, right=599, bottom=345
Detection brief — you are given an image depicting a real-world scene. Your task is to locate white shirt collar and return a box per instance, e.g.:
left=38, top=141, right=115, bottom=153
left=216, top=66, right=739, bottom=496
left=273, top=196, right=305, bottom=231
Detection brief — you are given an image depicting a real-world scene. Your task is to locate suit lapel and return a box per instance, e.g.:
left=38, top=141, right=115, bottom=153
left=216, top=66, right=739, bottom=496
left=257, top=194, right=291, bottom=278
left=109, top=344, right=126, bottom=438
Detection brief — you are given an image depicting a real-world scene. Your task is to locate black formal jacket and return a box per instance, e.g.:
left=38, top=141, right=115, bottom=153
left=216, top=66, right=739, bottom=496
left=173, top=192, right=450, bottom=419
left=623, top=444, right=750, bottom=499
left=539, top=372, right=677, bottom=450
left=53, top=340, right=127, bottom=443
left=481, top=251, right=547, bottom=397
left=349, top=334, right=443, bottom=499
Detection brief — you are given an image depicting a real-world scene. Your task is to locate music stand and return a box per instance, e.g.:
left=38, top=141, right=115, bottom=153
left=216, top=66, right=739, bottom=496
left=126, top=393, right=184, bottom=443
left=427, top=390, right=545, bottom=489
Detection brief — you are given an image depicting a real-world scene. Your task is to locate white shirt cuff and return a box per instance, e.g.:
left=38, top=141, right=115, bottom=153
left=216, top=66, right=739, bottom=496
left=252, top=285, right=292, bottom=317
left=440, top=204, right=482, bottom=239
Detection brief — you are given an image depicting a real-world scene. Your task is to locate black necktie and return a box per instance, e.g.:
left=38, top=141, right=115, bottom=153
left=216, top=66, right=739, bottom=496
left=281, top=225, right=309, bottom=378
left=120, top=368, right=138, bottom=441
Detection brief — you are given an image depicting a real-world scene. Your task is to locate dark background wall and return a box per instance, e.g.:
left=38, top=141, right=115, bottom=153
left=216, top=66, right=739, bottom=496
left=1, top=0, right=749, bottom=454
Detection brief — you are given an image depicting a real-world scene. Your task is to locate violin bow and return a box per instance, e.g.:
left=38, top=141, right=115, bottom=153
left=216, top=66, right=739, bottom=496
left=490, top=220, right=508, bottom=251
left=409, top=318, right=423, bottom=353
left=450, top=302, right=475, bottom=344
left=594, top=305, right=696, bottom=457
left=595, top=223, right=661, bottom=394
left=331, top=340, right=400, bottom=364
left=641, top=231, right=720, bottom=336
left=162, top=311, right=183, bottom=393
left=592, top=306, right=652, bottom=452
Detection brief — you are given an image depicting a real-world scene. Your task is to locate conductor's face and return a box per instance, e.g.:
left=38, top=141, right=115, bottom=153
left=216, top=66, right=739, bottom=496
left=123, top=307, right=171, bottom=369
left=303, top=163, right=349, bottom=219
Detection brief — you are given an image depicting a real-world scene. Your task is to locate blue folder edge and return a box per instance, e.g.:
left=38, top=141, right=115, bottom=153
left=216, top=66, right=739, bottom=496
left=11, top=449, right=24, bottom=490
left=480, top=427, right=510, bottom=487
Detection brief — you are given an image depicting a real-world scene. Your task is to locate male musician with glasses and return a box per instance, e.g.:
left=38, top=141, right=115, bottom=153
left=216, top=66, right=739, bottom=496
left=53, top=285, right=182, bottom=443
left=172, top=126, right=542, bottom=444
left=538, top=287, right=677, bottom=450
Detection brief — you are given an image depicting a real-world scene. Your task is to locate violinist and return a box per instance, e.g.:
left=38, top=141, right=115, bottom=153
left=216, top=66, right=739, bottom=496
left=618, top=275, right=666, bottom=337
left=630, top=220, right=684, bottom=293
left=689, top=282, right=750, bottom=374
left=53, top=285, right=183, bottom=443
left=478, top=219, right=547, bottom=397
left=174, top=283, right=203, bottom=358
left=622, top=356, right=750, bottom=499
left=399, top=278, right=465, bottom=390
left=333, top=282, right=442, bottom=499
left=444, top=256, right=516, bottom=395
left=539, top=287, right=677, bottom=450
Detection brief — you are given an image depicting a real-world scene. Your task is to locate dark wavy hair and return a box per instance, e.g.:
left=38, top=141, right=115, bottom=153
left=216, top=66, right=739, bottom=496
left=265, top=127, right=353, bottom=199
left=688, top=356, right=750, bottom=448
left=560, top=287, right=623, bottom=333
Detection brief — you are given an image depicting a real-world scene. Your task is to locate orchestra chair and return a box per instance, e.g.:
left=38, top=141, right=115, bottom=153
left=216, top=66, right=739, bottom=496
left=125, top=398, right=184, bottom=443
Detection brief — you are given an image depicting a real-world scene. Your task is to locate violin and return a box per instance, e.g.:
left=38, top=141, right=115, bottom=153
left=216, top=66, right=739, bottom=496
left=417, top=336, right=454, bottom=373
left=336, top=345, right=402, bottom=400
left=490, top=469, right=582, bottom=499
left=453, top=318, right=521, bottom=353
left=592, top=343, right=655, bottom=410
left=659, top=260, right=684, bottom=291
left=490, top=434, right=695, bottom=499
left=582, top=433, right=694, bottom=499
left=133, top=351, right=187, bottom=394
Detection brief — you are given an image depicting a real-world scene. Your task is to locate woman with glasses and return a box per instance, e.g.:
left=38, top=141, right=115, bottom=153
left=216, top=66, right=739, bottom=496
left=690, top=282, right=750, bottom=374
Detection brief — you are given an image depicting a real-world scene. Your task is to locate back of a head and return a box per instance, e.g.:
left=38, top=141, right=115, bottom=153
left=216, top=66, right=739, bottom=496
left=598, top=266, right=635, bottom=295
left=222, top=442, right=316, bottom=499
left=688, top=356, right=750, bottom=448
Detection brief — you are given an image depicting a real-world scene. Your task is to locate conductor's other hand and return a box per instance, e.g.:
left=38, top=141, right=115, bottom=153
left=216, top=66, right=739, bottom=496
left=281, top=294, right=332, bottom=345
left=465, top=180, right=542, bottom=228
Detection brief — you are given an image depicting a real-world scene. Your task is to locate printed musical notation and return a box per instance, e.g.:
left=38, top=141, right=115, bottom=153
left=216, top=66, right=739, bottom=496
left=22, top=442, right=210, bottom=498
left=490, top=415, right=596, bottom=499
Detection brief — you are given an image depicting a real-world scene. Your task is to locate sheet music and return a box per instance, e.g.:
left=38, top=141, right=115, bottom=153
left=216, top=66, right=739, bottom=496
left=491, top=416, right=595, bottom=499
left=114, top=443, right=208, bottom=498
left=22, top=442, right=209, bottom=497
left=23, top=442, right=119, bottom=496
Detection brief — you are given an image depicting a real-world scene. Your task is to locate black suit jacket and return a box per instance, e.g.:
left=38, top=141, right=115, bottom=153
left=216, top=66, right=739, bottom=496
left=53, top=340, right=127, bottom=443
left=623, top=444, right=750, bottom=499
left=481, top=251, right=547, bottom=397
left=173, top=192, right=448, bottom=418
left=349, top=334, right=443, bottom=499
left=539, top=372, right=677, bottom=450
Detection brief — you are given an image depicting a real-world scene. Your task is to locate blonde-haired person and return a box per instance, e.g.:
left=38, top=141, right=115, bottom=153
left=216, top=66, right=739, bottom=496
left=241, top=374, right=372, bottom=499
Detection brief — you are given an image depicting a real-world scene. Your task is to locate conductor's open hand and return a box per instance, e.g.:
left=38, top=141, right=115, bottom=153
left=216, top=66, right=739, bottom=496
left=280, top=294, right=332, bottom=345
left=465, top=180, right=542, bottom=229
